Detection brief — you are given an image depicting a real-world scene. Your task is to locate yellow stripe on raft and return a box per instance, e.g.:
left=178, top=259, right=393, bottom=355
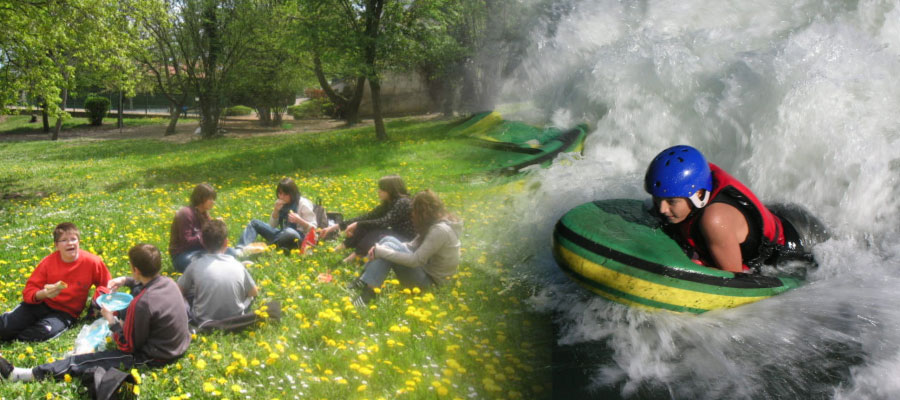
left=556, top=246, right=772, bottom=311
left=464, top=111, right=503, bottom=137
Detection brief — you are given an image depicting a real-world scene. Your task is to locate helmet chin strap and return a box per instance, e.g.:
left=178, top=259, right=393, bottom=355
left=689, top=190, right=710, bottom=209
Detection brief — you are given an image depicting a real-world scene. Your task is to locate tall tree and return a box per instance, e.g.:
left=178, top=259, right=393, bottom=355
left=136, top=0, right=194, bottom=135
left=293, top=1, right=368, bottom=124
left=228, top=1, right=311, bottom=127
left=141, top=0, right=262, bottom=139
left=0, top=0, right=152, bottom=140
left=294, top=0, right=463, bottom=140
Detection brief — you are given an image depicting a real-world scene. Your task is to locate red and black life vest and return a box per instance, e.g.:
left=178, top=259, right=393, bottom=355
left=675, top=163, right=786, bottom=271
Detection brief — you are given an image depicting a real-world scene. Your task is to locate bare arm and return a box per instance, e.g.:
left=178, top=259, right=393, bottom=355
left=699, top=203, right=749, bottom=273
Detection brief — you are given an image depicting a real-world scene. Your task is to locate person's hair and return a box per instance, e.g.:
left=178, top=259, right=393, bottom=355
left=411, top=189, right=453, bottom=235
left=201, top=219, right=228, bottom=251
left=128, top=243, right=162, bottom=277
left=52, top=222, right=79, bottom=242
left=276, top=177, right=301, bottom=205
left=190, top=183, right=217, bottom=207
left=378, top=175, right=409, bottom=203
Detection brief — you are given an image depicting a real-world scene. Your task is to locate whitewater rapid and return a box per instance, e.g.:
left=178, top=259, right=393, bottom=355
left=498, top=0, right=900, bottom=398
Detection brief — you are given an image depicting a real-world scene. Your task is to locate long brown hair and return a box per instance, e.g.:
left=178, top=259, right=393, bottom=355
left=190, top=183, right=217, bottom=207
left=276, top=177, right=301, bottom=205
left=411, top=190, right=453, bottom=235
left=378, top=175, right=409, bottom=203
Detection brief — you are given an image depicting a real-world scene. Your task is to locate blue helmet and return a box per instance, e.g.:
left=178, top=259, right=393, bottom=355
left=644, top=145, right=713, bottom=208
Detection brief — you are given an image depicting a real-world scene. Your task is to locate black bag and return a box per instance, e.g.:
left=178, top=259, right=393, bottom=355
left=195, top=301, right=282, bottom=333
left=82, top=367, right=136, bottom=400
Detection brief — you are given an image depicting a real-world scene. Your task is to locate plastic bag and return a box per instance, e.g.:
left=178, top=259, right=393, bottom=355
left=74, top=317, right=110, bottom=354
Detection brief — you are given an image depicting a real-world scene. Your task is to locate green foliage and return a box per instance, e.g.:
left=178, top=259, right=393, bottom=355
left=0, top=0, right=154, bottom=123
left=288, top=90, right=336, bottom=119
left=0, top=115, right=169, bottom=135
left=224, top=105, right=254, bottom=116
left=0, top=117, right=552, bottom=398
left=287, top=102, right=319, bottom=119
left=84, top=96, right=111, bottom=125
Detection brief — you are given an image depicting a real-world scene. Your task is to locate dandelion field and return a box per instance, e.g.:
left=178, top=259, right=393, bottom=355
left=0, top=118, right=555, bottom=399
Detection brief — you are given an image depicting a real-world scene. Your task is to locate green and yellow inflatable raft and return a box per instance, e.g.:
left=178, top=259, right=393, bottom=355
left=552, top=199, right=802, bottom=313
left=451, top=111, right=589, bottom=174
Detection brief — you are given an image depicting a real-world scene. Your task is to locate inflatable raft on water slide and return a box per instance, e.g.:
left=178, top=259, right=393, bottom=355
left=450, top=111, right=589, bottom=174
left=552, top=199, right=806, bottom=314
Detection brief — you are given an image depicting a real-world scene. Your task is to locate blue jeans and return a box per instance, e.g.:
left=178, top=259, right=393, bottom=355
left=359, top=236, right=434, bottom=289
left=172, top=247, right=240, bottom=273
left=238, top=219, right=303, bottom=250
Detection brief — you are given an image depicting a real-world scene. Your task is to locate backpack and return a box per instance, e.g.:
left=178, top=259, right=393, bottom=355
left=313, top=198, right=329, bottom=230
left=314, top=198, right=343, bottom=240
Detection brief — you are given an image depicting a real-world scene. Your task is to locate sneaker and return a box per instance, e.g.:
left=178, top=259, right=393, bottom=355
left=351, top=294, right=367, bottom=309
left=345, top=279, right=366, bottom=291
left=0, top=354, right=13, bottom=380
left=350, top=286, right=375, bottom=309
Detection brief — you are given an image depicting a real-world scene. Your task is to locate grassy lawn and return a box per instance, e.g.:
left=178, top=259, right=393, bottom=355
left=0, top=118, right=553, bottom=399
left=0, top=115, right=174, bottom=136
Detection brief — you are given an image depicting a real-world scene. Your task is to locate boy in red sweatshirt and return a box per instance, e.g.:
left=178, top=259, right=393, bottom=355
left=0, top=243, right=191, bottom=382
left=0, top=222, right=111, bottom=342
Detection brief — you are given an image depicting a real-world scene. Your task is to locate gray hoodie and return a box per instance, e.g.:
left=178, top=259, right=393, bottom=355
left=373, top=219, right=463, bottom=284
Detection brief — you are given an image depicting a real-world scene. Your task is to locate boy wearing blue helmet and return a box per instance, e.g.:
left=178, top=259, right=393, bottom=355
left=645, top=145, right=807, bottom=273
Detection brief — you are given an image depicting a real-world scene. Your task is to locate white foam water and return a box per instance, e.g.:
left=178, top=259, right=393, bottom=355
left=499, top=0, right=900, bottom=398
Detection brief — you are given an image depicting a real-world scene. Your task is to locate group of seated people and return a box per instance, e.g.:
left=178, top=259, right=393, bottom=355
left=0, top=174, right=463, bottom=389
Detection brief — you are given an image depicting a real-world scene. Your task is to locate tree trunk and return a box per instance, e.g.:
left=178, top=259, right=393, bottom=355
left=344, top=76, right=366, bottom=124
left=199, top=100, right=220, bottom=138
left=257, top=107, right=271, bottom=126
left=312, top=54, right=365, bottom=124
left=362, top=0, right=386, bottom=139
left=273, top=111, right=282, bottom=125
left=166, top=105, right=180, bottom=135
left=369, top=78, right=387, bottom=141
left=41, top=101, right=50, bottom=133
left=117, top=90, right=124, bottom=129
left=51, top=87, right=68, bottom=141
left=199, top=3, right=221, bottom=139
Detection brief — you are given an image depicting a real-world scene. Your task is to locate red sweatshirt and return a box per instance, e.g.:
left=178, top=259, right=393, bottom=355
left=23, top=250, right=111, bottom=319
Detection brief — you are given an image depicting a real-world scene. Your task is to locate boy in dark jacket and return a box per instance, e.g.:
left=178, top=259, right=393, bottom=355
left=0, top=243, right=191, bottom=382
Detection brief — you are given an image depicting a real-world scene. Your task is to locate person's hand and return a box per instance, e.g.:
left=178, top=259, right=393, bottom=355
left=101, top=305, right=116, bottom=326
left=41, top=281, right=65, bottom=299
left=345, top=222, right=358, bottom=237
left=274, top=198, right=286, bottom=212
left=322, top=224, right=338, bottom=235
left=107, top=277, right=128, bottom=292
left=367, top=245, right=377, bottom=260
left=287, top=210, right=302, bottom=224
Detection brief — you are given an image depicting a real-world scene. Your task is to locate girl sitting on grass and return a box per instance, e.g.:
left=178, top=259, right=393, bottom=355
left=169, top=183, right=239, bottom=272
left=236, top=178, right=317, bottom=255
left=347, top=190, right=462, bottom=307
left=321, top=175, right=415, bottom=263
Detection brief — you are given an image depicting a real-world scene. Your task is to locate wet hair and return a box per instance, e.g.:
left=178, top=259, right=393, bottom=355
left=276, top=177, right=301, bottom=205
left=411, top=190, right=452, bottom=236
left=201, top=219, right=228, bottom=251
left=128, top=243, right=162, bottom=277
left=53, top=222, right=79, bottom=242
left=190, top=183, right=217, bottom=207
left=378, top=175, right=409, bottom=203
